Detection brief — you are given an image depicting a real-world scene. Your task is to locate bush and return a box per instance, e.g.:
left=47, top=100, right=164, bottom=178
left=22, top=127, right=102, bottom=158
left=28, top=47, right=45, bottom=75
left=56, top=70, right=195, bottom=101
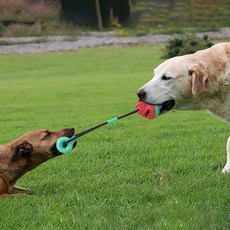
left=0, top=0, right=60, bottom=37
left=3, top=23, right=42, bottom=37
left=0, top=0, right=60, bottom=22
left=162, top=34, right=214, bottom=58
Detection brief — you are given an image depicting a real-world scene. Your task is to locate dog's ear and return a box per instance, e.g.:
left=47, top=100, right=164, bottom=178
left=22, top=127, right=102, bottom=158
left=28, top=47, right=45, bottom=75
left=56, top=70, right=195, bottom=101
left=11, top=141, right=33, bottom=162
left=188, top=64, right=209, bottom=96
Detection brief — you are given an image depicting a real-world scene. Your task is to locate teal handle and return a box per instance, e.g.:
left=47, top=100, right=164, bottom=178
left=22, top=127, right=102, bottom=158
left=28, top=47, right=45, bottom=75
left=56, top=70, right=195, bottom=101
left=56, top=136, right=76, bottom=154
left=155, top=105, right=161, bottom=117
left=107, top=117, right=118, bottom=124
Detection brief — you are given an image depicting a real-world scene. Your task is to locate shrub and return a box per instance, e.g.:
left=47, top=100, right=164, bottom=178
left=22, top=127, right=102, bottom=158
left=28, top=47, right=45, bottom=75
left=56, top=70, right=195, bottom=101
left=162, top=34, right=214, bottom=58
left=0, top=0, right=60, bottom=37
left=0, top=0, right=60, bottom=22
left=3, top=23, right=42, bottom=37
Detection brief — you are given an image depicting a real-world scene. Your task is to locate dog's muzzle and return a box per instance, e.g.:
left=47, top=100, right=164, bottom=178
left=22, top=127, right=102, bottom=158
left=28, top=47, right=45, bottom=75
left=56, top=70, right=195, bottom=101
left=160, top=99, right=175, bottom=114
left=51, top=127, right=76, bottom=156
left=51, top=140, right=77, bottom=156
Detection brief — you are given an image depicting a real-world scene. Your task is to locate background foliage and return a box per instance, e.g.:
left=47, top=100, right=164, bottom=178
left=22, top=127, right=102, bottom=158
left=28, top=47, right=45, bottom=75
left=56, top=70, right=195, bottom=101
left=133, top=0, right=230, bottom=33
left=0, top=0, right=230, bottom=36
left=162, top=34, right=214, bottom=58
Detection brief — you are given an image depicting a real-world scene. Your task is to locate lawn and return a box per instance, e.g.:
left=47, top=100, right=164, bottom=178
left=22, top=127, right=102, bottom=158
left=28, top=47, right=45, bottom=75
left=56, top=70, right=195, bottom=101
left=0, top=45, right=230, bottom=229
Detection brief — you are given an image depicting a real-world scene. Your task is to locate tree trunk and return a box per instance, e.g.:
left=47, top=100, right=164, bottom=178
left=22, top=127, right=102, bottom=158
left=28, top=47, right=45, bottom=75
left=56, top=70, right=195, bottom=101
left=95, top=0, right=103, bottom=30
left=128, top=0, right=132, bottom=17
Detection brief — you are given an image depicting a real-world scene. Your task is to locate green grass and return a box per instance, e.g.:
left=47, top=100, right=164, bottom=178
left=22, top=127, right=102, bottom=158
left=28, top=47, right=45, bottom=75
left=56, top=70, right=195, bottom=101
left=0, top=45, right=230, bottom=229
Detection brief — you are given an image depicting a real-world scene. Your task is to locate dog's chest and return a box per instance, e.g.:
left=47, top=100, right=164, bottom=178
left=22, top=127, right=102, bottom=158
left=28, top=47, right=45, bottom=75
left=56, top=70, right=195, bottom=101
left=208, top=101, right=230, bottom=122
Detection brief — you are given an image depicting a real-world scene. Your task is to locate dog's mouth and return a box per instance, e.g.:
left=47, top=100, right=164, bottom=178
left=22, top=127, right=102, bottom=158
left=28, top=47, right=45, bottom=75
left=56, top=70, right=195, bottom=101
left=51, top=140, right=77, bottom=156
left=51, top=128, right=77, bottom=156
left=159, top=99, right=176, bottom=114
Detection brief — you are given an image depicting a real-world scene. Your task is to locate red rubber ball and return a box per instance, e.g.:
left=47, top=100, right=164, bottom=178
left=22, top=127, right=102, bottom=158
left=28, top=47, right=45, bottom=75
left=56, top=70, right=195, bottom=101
left=136, top=100, right=160, bottom=120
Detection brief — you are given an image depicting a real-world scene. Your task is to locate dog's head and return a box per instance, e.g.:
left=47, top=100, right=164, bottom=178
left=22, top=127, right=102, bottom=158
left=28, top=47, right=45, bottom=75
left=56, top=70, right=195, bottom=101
left=136, top=55, right=210, bottom=114
left=10, top=128, right=75, bottom=163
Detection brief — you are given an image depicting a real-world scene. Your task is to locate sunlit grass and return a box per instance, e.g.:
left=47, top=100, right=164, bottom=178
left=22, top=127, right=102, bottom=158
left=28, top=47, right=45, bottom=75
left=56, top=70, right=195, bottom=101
left=0, top=46, right=229, bottom=229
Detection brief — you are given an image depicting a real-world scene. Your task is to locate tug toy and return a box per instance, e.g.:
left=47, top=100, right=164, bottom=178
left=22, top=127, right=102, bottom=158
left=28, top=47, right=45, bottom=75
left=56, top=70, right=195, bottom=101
left=56, top=100, right=161, bottom=154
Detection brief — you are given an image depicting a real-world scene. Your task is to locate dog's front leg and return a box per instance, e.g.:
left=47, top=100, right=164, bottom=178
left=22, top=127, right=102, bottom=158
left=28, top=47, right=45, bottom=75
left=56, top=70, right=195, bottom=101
left=13, top=185, right=31, bottom=191
left=222, top=137, right=230, bottom=173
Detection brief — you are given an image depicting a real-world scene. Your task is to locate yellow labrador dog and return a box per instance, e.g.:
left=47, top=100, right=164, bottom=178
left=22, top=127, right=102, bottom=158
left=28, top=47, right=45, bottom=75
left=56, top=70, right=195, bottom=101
left=137, top=42, right=230, bottom=173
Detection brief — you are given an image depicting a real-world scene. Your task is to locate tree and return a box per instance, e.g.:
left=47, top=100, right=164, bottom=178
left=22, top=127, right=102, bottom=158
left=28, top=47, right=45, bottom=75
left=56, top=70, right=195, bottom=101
left=95, top=0, right=103, bottom=30
left=59, top=0, right=131, bottom=28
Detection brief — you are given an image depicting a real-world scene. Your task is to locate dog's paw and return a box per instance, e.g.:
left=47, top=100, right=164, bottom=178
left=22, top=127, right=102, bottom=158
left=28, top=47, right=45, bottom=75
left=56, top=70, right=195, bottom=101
left=13, top=186, right=32, bottom=191
left=222, top=165, right=230, bottom=174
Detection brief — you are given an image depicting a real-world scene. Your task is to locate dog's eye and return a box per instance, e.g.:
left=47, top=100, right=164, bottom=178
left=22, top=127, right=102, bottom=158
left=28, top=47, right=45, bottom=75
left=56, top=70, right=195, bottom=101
left=41, top=131, right=53, bottom=140
left=44, top=131, right=52, bottom=138
left=161, top=75, right=172, bottom=81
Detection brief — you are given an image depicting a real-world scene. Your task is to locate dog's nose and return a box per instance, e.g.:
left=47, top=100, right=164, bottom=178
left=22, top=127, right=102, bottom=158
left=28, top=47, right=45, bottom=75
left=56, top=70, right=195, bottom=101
left=67, top=127, right=75, bottom=135
left=136, top=89, right=146, bottom=100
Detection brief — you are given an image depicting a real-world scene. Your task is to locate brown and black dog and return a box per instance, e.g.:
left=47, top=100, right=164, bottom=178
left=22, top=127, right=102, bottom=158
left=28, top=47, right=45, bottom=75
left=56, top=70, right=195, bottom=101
left=0, top=127, right=75, bottom=197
